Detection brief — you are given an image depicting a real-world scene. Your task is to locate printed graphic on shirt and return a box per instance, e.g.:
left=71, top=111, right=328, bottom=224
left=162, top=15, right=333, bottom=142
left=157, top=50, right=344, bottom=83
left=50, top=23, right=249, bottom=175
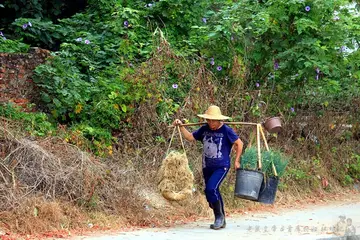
left=203, top=133, right=224, bottom=159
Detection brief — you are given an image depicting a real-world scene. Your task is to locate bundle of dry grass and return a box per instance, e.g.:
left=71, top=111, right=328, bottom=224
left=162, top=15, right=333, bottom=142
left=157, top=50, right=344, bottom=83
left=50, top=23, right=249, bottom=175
left=157, top=151, right=194, bottom=201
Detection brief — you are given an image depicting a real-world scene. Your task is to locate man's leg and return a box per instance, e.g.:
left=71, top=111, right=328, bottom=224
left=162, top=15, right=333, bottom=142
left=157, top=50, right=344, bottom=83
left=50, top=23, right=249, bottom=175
left=204, top=167, right=229, bottom=230
left=203, top=168, right=213, bottom=209
left=219, top=193, right=226, bottom=228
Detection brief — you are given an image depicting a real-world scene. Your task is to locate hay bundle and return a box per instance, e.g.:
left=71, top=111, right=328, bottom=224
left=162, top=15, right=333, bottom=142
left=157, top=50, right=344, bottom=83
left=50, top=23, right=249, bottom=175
left=157, top=151, right=194, bottom=201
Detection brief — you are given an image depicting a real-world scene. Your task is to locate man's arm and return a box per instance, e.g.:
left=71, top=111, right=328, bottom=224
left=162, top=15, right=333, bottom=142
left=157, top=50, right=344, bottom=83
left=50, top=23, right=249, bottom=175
left=233, top=138, right=243, bottom=169
left=173, top=119, right=196, bottom=142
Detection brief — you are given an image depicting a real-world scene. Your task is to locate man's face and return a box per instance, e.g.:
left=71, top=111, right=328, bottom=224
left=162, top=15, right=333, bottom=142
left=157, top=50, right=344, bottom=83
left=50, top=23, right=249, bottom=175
left=206, top=119, right=221, bottom=130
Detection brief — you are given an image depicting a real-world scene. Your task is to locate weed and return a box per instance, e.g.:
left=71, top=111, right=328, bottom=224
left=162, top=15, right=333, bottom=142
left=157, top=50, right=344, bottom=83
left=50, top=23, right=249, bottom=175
left=0, top=103, right=55, bottom=137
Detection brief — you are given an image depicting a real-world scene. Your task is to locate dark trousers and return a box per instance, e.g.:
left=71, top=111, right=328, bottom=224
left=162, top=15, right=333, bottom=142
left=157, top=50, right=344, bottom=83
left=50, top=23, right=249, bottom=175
left=203, top=167, right=229, bottom=207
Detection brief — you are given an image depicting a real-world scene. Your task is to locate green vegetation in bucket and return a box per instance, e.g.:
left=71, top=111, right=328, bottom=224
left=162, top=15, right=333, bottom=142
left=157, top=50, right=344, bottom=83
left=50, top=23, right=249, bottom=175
left=240, top=146, right=258, bottom=170
left=262, top=149, right=289, bottom=178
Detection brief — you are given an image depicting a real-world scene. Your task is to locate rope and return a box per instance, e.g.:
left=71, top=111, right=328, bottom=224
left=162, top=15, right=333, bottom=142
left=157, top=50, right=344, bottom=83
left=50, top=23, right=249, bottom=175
left=166, top=125, right=187, bottom=157
left=177, top=126, right=187, bottom=158
left=166, top=126, right=177, bottom=156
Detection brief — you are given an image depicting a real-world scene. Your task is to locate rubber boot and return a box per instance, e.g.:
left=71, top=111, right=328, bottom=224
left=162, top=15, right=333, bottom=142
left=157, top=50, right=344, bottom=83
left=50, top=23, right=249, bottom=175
left=209, top=200, right=225, bottom=230
left=222, top=203, right=227, bottom=228
left=210, top=201, right=226, bottom=229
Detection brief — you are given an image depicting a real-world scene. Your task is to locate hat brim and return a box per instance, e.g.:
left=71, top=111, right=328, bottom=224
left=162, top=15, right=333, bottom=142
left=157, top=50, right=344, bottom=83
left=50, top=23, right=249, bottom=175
left=197, top=114, right=230, bottom=120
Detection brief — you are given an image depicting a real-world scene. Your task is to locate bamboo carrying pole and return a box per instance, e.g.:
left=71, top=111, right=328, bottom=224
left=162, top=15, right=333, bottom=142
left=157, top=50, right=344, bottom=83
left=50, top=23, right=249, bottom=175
left=256, top=124, right=262, bottom=170
left=168, top=121, right=258, bottom=128
left=259, top=126, right=269, bottom=151
left=259, top=125, right=278, bottom=177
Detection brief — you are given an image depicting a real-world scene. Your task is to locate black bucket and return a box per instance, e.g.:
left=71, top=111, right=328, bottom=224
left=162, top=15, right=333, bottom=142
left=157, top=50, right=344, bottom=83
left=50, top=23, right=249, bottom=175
left=234, top=169, right=264, bottom=200
left=258, top=176, right=279, bottom=204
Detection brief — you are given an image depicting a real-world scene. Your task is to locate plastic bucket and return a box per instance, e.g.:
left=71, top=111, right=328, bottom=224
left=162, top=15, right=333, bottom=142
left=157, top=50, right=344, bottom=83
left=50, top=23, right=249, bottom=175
left=258, top=176, right=279, bottom=204
left=263, top=117, right=282, bottom=133
left=234, top=169, right=264, bottom=200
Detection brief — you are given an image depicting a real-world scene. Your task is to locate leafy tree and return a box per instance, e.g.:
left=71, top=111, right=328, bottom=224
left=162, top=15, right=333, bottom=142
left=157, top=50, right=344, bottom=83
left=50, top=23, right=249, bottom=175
left=189, top=0, right=360, bottom=113
left=1, top=0, right=359, bottom=153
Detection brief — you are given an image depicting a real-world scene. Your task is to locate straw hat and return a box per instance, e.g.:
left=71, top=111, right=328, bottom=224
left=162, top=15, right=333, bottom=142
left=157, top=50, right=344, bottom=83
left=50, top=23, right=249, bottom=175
left=197, top=105, right=230, bottom=120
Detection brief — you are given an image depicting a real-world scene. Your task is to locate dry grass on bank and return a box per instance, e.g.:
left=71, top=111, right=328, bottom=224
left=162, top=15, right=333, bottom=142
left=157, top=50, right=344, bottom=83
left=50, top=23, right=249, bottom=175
left=1, top=101, right=359, bottom=237
left=0, top=119, right=212, bottom=236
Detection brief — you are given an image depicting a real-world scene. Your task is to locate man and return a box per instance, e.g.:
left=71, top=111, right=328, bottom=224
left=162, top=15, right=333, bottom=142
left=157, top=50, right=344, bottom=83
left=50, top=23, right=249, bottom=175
left=173, top=105, right=243, bottom=230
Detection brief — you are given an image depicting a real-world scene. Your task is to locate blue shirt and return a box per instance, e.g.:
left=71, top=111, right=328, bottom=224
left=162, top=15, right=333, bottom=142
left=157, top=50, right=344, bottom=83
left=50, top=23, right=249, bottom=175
left=192, top=124, right=239, bottom=168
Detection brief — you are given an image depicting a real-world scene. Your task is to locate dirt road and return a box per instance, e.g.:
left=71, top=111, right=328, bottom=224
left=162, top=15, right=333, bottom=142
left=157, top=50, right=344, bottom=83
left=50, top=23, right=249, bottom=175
left=70, top=196, right=360, bottom=240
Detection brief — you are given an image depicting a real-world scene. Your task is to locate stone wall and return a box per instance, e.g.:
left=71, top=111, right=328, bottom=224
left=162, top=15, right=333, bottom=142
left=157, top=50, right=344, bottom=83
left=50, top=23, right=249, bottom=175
left=0, top=48, right=50, bottom=109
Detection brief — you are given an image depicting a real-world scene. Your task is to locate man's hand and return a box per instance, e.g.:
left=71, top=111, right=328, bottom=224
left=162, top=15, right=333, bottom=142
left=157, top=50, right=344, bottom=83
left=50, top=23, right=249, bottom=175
left=173, top=119, right=182, bottom=126
left=172, top=119, right=195, bottom=142
left=235, top=161, right=241, bottom=170
left=233, top=138, right=243, bottom=170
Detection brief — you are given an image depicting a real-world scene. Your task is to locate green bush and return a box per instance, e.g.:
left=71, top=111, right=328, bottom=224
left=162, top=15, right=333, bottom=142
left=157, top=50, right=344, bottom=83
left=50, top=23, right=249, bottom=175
left=241, top=146, right=289, bottom=176
left=240, top=146, right=259, bottom=170
left=0, top=103, right=55, bottom=137
left=0, top=38, right=29, bottom=53
left=1, top=0, right=359, bottom=159
left=347, top=153, right=360, bottom=181
left=12, top=18, right=63, bottom=49
left=189, top=0, right=360, bottom=114
left=262, top=149, right=289, bottom=178
left=33, top=46, right=147, bottom=129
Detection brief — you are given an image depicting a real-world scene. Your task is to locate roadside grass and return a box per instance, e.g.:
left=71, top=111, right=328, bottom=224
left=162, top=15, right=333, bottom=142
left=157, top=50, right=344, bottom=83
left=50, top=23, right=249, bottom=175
left=0, top=105, right=359, bottom=238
